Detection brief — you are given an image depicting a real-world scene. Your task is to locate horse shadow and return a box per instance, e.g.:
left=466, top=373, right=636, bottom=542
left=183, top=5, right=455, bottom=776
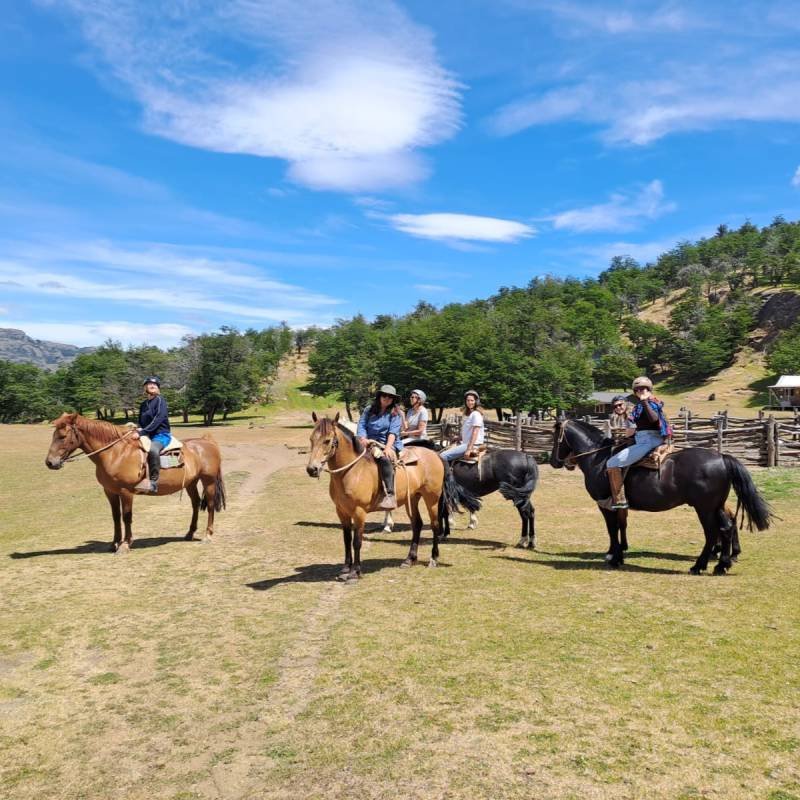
left=537, top=549, right=695, bottom=563
left=295, top=520, right=415, bottom=533
left=370, top=534, right=508, bottom=550
left=246, top=557, right=448, bottom=591
left=495, top=553, right=687, bottom=575
left=9, top=535, right=192, bottom=559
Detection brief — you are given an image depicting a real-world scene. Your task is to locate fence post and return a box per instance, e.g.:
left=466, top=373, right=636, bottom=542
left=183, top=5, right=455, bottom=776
left=766, top=415, right=776, bottom=467
left=514, top=414, right=523, bottom=451
left=716, top=416, right=723, bottom=454
left=775, top=418, right=782, bottom=467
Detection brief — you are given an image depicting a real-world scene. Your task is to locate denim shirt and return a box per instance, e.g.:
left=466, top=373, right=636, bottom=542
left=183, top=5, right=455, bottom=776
left=356, top=407, right=403, bottom=451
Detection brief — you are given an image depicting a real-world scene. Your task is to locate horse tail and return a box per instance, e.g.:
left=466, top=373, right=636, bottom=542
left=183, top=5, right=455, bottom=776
left=444, top=469, right=481, bottom=514
left=723, top=454, right=771, bottom=532
left=200, top=470, right=227, bottom=513
left=498, top=456, right=539, bottom=509
left=437, top=489, right=450, bottom=539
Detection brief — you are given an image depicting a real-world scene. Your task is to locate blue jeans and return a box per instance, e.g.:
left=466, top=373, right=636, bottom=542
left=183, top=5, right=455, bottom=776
left=440, top=443, right=470, bottom=462
left=607, top=430, right=664, bottom=469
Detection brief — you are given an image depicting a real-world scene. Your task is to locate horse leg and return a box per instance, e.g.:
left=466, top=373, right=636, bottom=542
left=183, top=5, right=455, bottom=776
left=184, top=481, right=201, bottom=540
left=467, top=511, right=478, bottom=530
left=118, top=492, right=134, bottom=553
left=515, top=502, right=529, bottom=549
left=712, top=507, right=735, bottom=575
left=402, top=496, right=422, bottom=568
left=336, top=508, right=353, bottom=579
left=689, top=509, right=717, bottom=574
left=600, top=508, right=623, bottom=567
left=348, top=507, right=366, bottom=580
left=527, top=502, right=537, bottom=550
left=105, top=490, right=122, bottom=552
left=383, top=511, right=394, bottom=533
left=427, top=493, right=440, bottom=568
left=201, top=477, right=217, bottom=541
left=619, top=508, right=629, bottom=552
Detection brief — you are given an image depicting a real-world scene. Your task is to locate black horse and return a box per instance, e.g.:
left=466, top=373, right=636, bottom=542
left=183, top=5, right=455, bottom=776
left=442, top=450, right=540, bottom=548
left=550, top=419, right=772, bottom=574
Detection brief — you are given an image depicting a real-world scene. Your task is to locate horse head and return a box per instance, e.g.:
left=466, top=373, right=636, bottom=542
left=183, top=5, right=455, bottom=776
left=549, top=420, right=576, bottom=470
left=45, top=412, right=81, bottom=470
left=306, top=412, right=341, bottom=478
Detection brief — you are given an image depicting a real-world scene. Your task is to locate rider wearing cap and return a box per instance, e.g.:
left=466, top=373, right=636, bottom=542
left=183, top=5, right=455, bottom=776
left=357, top=384, right=403, bottom=509
left=606, top=376, right=671, bottom=509
left=133, top=376, right=171, bottom=493
left=609, top=394, right=635, bottom=432
left=402, top=388, right=429, bottom=444
left=440, top=390, right=485, bottom=463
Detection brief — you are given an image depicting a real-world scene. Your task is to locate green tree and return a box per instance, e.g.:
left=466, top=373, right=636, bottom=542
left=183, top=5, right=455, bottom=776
left=767, top=323, right=800, bottom=375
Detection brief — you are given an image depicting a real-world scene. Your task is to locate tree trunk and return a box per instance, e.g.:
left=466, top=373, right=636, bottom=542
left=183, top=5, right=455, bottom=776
left=495, top=407, right=503, bottom=421
left=222, top=409, right=229, bottom=420
left=345, top=400, right=353, bottom=421
left=183, top=408, right=189, bottom=423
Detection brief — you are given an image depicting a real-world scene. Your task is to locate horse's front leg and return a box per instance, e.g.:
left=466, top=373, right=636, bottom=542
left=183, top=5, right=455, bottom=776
left=382, top=511, right=394, bottom=533
left=118, top=492, right=134, bottom=553
left=618, top=508, right=629, bottom=552
left=347, top=507, right=366, bottom=581
left=600, top=507, right=623, bottom=567
left=336, top=508, right=353, bottom=579
left=104, top=490, right=122, bottom=552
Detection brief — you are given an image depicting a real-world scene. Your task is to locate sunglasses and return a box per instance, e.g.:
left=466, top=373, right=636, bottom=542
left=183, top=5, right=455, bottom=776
left=633, top=387, right=649, bottom=393
left=379, top=393, right=394, bottom=399
left=613, top=403, right=625, bottom=408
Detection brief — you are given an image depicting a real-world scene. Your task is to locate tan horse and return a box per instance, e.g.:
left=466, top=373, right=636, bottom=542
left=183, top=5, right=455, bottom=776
left=306, top=412, right=446, bottom=580
left=45, top=413, right=226, bottom=552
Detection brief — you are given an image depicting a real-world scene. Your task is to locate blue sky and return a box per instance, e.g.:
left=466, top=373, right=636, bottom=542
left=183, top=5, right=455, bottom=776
left=2, top=0, right=800, bottom=347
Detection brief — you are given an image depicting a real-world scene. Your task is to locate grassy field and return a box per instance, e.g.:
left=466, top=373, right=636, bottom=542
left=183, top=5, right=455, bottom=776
left=1, top=417, right=799, bottom=800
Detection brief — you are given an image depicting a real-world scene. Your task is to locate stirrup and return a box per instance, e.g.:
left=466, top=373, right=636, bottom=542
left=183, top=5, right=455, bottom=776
left=611, top=499, right=629, bottom=510
left=379, top=494, right=397, bottom=510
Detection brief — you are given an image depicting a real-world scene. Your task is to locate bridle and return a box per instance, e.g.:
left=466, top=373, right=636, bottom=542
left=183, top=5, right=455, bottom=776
left=58, top=422, right=136, bottom=464
left=555, top=420, right=613, bottom=468
left=313, top=424, right=368, bottom=475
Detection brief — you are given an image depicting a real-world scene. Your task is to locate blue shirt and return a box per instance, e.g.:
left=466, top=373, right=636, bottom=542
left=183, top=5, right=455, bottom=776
left=138, top=395, right=171, bottom=438
left=356, top=407, right=403, bottom=451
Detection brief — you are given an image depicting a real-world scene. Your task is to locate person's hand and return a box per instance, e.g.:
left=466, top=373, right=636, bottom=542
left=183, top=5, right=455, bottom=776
left=383, top=446, right=393, bottom=459
left=359, top=436, right=368, bottom=448
left=639, top=389, right=652, bottom=401
left=132, top=430, right=140, bottom=439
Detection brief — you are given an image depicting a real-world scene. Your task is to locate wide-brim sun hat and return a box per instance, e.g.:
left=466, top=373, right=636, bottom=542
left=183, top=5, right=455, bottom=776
left=143, top=376, right=161, bottom=387
left=631, top=376, right=653, bottom=391
left=377, top=384, right=399, bottom=398
left=411, top=388, right=427, bottom=404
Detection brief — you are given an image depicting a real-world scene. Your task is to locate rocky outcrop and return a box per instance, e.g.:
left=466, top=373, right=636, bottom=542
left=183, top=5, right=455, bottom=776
left=0, top=328, right=95, bottom=370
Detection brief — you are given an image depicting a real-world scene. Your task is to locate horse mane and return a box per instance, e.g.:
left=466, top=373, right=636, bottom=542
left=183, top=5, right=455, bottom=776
left=74, top=415, right=133, bottom=445
left=567, top=418, right=611, bottom=445
left=336, top=422, right=364, bottom=454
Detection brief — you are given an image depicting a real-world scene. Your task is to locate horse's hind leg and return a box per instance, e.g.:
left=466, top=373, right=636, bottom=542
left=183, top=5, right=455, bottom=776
left=382, top=511, right=394, bottom=533
left=402, top=496, right=423, bottom=568
left=336, top=508, right=353, bottom=580
left=185, top=481, right=201, bottom=540
left=201, top=476, right=217, bottom=541
left=105, top=490, right=122, bottom=552
left=425, top=492, right=441, bottom=567
left=467, top=511, right=478, bottom=530
left=690, top=509, right=717, bottom=574
left=712, top=507, right=735, bottom=575
left=600, top=508, right=623, bottom=567
left=118, top=491, right=134, bottom=553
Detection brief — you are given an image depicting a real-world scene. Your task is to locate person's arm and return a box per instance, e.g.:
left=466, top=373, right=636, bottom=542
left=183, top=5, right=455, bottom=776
left=386, top=412, right=402, bottom=455
left=640, top=399, right=660, bottom=424
left=356, top=408, right=369, bottom=447
left=466, top=412, right=482, bottom=455
left=139, top=396, right=168, bottom=435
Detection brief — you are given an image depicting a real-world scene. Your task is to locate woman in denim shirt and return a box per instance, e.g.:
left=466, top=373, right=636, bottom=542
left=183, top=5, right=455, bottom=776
left=606, top=376, right=671, bottom=509
left=357, top=384, right=403, bottom=509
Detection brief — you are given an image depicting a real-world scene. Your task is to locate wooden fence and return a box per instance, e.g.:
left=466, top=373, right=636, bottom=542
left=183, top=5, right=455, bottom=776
left=426, top=410, right=800, bottom=468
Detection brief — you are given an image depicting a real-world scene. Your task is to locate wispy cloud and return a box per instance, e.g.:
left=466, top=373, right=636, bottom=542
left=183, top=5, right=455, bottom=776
left=546, top=180, right=675, bottom=233
left=53, top=0, right=462, bottom=192
left=386, top=212, right=535, bottom=244
left=793, top=166, right=800, bottom=188
left=413, top=283, right=448, bottom=292
left=0, top=320, right=194, bottom=349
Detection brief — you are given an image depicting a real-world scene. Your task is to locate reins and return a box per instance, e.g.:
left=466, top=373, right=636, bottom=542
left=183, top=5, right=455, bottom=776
left=63, top=428, right=137, bottom=463
left=558, top=420, right=613, bottom=465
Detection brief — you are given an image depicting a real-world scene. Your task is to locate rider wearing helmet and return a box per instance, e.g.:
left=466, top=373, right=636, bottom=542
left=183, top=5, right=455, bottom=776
left=133, top=376, right=171, bottom=493
left=402, top=388, right=429, bottom=444
left=606, top=376, right=670, bottom=509
left=440, top=390, right=485, bottom=463
left=357, top=384, right=403, bottom=509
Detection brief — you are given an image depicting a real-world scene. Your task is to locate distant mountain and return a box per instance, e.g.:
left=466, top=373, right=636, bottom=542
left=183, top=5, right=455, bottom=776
left=0, top=328, right=95, bottom=370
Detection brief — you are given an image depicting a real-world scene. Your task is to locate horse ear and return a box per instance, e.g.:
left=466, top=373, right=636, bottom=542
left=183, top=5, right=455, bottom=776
left=333, top=412, right=340, bottom=424
left=312, top=411, right=318, bottom=423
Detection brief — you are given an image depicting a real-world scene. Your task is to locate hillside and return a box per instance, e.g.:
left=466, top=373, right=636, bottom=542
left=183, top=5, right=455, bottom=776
left=0, top=328, right=95, bottom=370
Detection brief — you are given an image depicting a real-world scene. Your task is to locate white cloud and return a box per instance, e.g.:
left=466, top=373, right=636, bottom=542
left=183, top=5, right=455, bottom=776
left=413, top=283, right=448, bottom=292
left=0, top=320, right=194, bottom=349
left=793, top=165, right=800, bottom=188
left=53, top=1, right=461, bottom=192
left=547, top=180, right=675, bottom=233
left=387, top=213, right=535, bottom=243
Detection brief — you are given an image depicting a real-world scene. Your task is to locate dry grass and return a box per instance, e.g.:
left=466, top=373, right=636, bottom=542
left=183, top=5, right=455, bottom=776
left=1, top=418, right=799, bottom=800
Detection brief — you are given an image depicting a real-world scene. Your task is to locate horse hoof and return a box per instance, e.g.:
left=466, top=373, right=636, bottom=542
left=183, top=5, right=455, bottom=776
left=382, top=525, right=392, bottom=533
left=202, top=535, right=213, bottom=544
left=115, top=543, right=129, bottom=555
left=428, top=559, right=437, bottom=568
left=604, top=553, right=614, bottom=563
left=689, top=566, right=704, bottom=575
left=400, top=558, right=416, bottom=568
left=515, top=539, right=527, bottom=549
left=713, top=564, right=729, bottom=576
left=109, top=543, right=119, bottom=553
left=184, top=532, right=196, bottom=541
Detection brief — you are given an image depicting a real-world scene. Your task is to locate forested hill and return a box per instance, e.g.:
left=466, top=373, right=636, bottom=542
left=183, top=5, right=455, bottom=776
left=306, top=217, right=800, bottom=418
left=0, top=328, right=95, bottom=369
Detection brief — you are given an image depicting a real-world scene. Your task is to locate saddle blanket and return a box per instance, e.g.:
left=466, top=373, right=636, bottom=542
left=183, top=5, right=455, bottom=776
left=455, top=445, right=488, bottom=465
left=138, top=434, right=183, bottom=455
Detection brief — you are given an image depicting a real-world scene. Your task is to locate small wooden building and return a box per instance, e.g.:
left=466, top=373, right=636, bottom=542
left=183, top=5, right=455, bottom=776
left=768, top=375, right=800, bottom=409
left=577, top=391, right=635, bottom=416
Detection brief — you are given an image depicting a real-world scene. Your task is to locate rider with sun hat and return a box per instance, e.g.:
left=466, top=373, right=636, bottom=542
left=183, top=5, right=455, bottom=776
left=357, top=384, right=403, bottom=509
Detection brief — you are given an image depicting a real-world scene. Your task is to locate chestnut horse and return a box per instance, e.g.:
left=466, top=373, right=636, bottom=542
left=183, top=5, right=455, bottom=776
left=306, top=412, right=446, bottom=580
left=45, top=412, right=226, bottom=552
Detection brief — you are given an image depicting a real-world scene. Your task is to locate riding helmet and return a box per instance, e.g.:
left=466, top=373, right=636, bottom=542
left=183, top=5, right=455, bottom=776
left=142, top=376, right=161, bottom=387
left=631, top=376, right=653, bottom=391
left=411, top=389, right=427, bottom=404
left=464, top=389, right=480, bottom=403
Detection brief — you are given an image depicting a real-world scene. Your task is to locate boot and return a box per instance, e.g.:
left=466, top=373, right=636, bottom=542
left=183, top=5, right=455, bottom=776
left=147, top=446, right=161, bottom=494
left=378, top=456, right=397, bottom=509
left=607, top=467, right=628, bottom=509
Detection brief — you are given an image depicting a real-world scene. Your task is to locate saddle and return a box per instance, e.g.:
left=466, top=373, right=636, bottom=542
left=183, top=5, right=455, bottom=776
left=398, top=449, right=419, bottom=466
left=636, top=442, right=674, bottom=471
left=455, top=444, right=488, bottom=465
left=138, top=434, right=184, bottom=469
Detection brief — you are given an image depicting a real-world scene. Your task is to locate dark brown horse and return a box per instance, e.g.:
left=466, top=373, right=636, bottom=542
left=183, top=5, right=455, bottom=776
left=45, top=413, right=226, bottom=552
left=550, top=419, right=772, bottom=574
left=306, top=413, right=446, bottom=580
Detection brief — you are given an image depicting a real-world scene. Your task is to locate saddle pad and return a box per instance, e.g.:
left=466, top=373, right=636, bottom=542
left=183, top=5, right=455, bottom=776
left=456, top=446, right=488, bottom=465
left=398, top=449, right=419, bottom=466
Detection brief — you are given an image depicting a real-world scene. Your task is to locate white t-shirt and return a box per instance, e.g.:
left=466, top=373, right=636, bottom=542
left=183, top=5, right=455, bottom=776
left=404, top=406, right=429, bottom=438
left=462, top=410, right=485, bottom=446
